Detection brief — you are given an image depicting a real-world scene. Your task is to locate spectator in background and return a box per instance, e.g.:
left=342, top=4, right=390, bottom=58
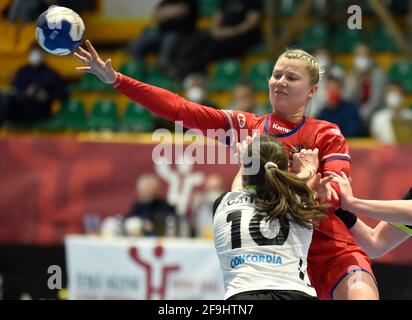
left=318, top=76, right=365, bottom=138
left=192, top=174, right=226, bottom=238
left=183, top=73, right=216, bottom=108
left=129, top=0, right=197, bottom=76
left=370, top=82, right=412, bottom=144
left=6, top=0, right=55, bottom=23
left=343, top=43, right=387, bottom=129
left=126, top=174, right=177, bottom=237
left=0, top=45, right=68, bottom=126
left=173, top=0, right=262, bottom=79
left=310, top=47, right=345, bottom=118
left=227, top=81, right=268, bottom=116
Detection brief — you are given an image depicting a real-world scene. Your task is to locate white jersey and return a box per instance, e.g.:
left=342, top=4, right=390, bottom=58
left=213, top=190, right=317, bottom=299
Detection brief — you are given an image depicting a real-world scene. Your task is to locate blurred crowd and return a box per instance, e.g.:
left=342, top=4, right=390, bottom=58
left=1, top=0, right=411, bottom=144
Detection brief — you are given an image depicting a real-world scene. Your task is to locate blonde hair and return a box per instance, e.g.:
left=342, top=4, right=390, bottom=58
left=279, top=49, right=320, bottom=85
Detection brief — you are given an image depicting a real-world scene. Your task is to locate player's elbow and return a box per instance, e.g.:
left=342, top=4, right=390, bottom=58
left=362, top=238, right=389, bottom=259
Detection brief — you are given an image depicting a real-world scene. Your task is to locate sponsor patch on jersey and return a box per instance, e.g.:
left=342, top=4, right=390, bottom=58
left=330, top=128, right=342, bottom=136
left=272, top=123, right=292, bottom=133
left=237, top=113, right=246, bottom=128
left=230, top=254, right=283, bottom=269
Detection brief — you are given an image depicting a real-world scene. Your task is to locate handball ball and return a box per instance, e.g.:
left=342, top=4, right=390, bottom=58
left=35, top=6, right=85, bottom=56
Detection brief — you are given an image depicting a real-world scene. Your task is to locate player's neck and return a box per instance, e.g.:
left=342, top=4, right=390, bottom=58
left=273, top=110, right=304, bottom=123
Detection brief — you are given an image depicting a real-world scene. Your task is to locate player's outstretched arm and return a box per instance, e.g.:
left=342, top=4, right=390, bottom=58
left=332, top=172, right=412, bottom=224
left=349, top=219, right=410, bottom=259
left=73, top=40, right=229, bottom=134
left=73, top=40, right=117, bottom=84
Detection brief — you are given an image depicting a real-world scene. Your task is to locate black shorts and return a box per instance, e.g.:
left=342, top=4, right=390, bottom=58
left=227, top=290, right=318, bottom=300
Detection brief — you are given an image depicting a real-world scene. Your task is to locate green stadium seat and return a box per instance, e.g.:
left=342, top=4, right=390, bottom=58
left=59, top=99, right=88, bottom=131
left=208, top=59, right=241, bottom=91
left=118, top=102, right=155, bottom=132
left=388, top=61, right=412, bottom=93
left=297, top=22, right=329, bottom=52
left=248, top=61, right=273, bottom=92
left=331, top=26, right=364, bottom=53
left=369, top=25, right=399, bottom=53
left=146, top=65, right=177, bottom=91
left=199, top=0, right=220, bottom=17
left=247, top=42, right=265, bottom=55
left=388, top=61, right=412, bottom=82
left=76, top=73, right=112, bottom=91
left=119, top=60, right=145, bottom=81
left=277, top=0, right=300, bottom=17
left=88, top=100, right=118, bottom=131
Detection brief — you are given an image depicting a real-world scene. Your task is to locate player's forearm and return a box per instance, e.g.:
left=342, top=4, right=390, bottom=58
left=351, top=221, right=410, bottom=259
left=113, top=73, right=181, bottom=121
left=113, top=73, right=228, bottom=133
left=231, top=169, right=243, bottom=191
left=345, top=198, right=412, bottom=224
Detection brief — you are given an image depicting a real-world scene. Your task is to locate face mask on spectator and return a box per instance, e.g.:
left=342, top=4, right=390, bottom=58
left=354, top=55, right=370, bottom=72
left=326, top=88, right=341, bottom=105
left=187, top=87, right=206, bottom=103
left=316, top=54, right=331, bottom=70
left=385, top=91, right=403, bottom=109
left=28, top=49, right=43, bottom=67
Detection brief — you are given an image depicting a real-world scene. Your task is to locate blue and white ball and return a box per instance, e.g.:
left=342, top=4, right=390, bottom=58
left=35, top=6, right=85, bottom=56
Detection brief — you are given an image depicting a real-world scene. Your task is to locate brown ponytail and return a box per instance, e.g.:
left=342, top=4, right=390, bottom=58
left=242, top=135, right=328, bottom=228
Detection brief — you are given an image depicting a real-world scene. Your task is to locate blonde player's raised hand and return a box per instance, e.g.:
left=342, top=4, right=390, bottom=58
left=73, top=40, right=117, bottom=84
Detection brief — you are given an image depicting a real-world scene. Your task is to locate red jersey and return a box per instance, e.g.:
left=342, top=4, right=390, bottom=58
left=114, top=73, right=356, bottom=244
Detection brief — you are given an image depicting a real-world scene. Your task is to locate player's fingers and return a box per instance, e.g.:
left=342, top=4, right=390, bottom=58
left=105, top=58, right=113, bottom=71
left=331, top=188, right=339, bottom=202
left=341, top=171, right=350, bottom=182
left=73, top=52, right=89, bottom=64
left=312, top=173, right=321, bottom=185
left=326, top=184, right=332, bottom=201
left=86, top=40, right=99, bottom=59
left=313, top=148, right=319, bottom=155
left=77, top=46, right=92, bottom=60
left=75, top=66, right=92, bottom=73
left=320, top=176, right=334, bottom=185
left=325, top=170, right=339, bottom=177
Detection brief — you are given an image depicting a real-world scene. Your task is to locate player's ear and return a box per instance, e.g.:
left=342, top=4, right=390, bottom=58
left=308, top=85, right=318, bottom=99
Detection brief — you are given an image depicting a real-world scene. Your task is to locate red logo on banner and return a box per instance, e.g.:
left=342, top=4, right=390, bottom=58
left=129, top=245, right=180, bottom=299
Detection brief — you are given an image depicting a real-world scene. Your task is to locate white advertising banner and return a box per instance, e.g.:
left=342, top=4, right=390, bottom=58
left=65, top=235, right=225, bottom=300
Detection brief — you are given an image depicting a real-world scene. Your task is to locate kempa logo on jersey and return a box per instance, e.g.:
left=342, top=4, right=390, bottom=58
left=272, top=123, right=292, bottom=133
left=230, top=254, right=283, bottom=269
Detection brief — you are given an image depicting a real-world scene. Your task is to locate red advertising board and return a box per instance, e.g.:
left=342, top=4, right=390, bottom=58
left=0, top=135, right=411, bottom=264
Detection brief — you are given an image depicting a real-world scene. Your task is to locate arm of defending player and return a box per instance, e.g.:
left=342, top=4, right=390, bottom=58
left=74, top=40, right=230, bottom=135
left=333, top=173, right=412, bottom=225
left=335, top=186, right=412, bottom=258
left=349, top=219, right=410, bottom=259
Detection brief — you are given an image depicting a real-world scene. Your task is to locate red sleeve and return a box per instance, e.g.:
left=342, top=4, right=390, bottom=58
left=315, top=124, right=351, bottom=207
left=113, top=72, right=229, bottom=135
left=221, top=110, right=262, bottom=145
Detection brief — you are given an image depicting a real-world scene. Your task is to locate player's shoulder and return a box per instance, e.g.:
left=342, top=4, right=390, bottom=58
left=212, top=190, right=251, bottom=217
left=223, top=110, right=268, bottom=129
left=305, top=117, right=343, bottom=136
